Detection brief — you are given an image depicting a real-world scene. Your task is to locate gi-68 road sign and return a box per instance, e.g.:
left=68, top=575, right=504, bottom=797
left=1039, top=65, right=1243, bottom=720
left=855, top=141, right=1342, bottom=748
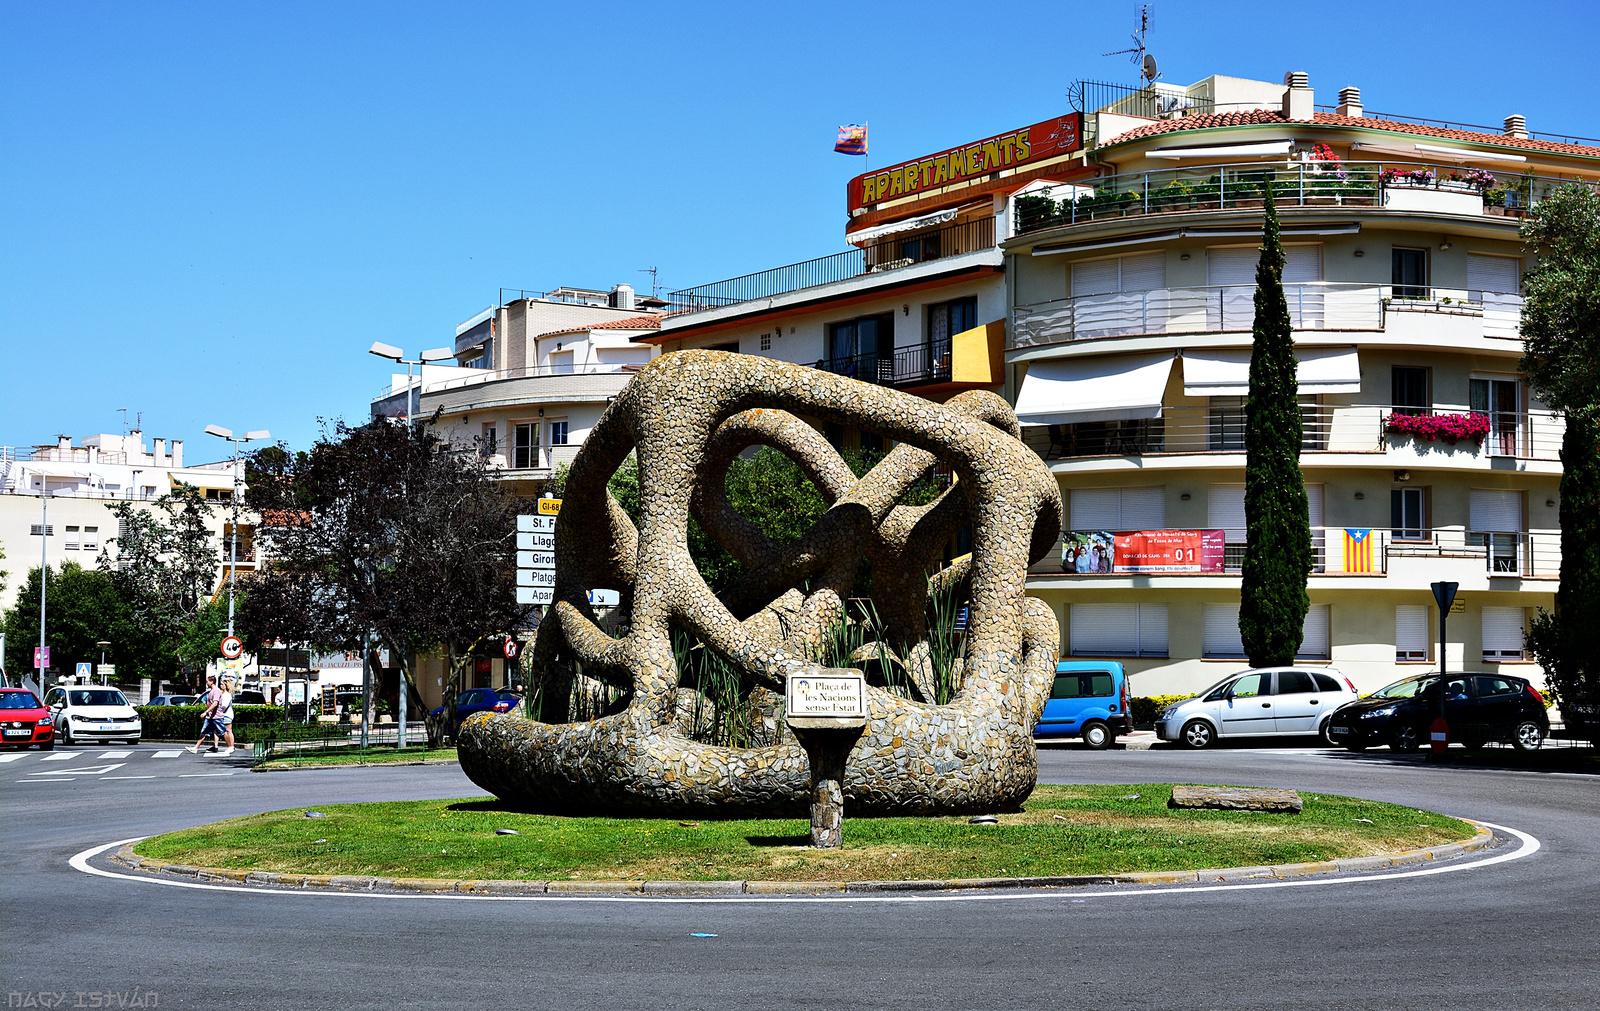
left=517, top=500, right=560, bottom=605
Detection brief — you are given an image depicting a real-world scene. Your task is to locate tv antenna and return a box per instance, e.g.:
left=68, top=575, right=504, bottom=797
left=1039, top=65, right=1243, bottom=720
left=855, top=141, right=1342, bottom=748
left=638, top=266, right=660, bottom=299
left=1104, top=5, right=1160, bottom=84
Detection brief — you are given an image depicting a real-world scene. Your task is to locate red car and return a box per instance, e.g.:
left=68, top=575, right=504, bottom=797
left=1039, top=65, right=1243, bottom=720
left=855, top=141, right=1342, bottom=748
left=0, top=688, right=55, bottom=750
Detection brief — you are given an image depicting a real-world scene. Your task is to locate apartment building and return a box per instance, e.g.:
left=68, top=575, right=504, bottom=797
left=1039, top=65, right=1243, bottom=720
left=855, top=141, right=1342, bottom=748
left=0, top=430, right=249, bottom=614
left=1004, top=72, right=1597, bottom=695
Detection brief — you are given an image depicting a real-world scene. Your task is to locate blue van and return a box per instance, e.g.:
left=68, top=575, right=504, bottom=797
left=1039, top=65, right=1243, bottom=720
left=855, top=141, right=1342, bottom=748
left=1035, top=660, right=1132, bottom=749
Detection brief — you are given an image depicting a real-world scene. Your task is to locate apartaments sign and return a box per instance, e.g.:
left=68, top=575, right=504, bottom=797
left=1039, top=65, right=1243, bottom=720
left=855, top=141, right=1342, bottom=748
left=848, top=113, right=1082, bottom=212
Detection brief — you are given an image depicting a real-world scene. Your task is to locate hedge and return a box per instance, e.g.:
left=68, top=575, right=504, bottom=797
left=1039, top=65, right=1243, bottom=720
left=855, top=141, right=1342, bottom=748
left=1129, top=695, right=1196, bottom=726
left=134, top=705, right=288, bottom=742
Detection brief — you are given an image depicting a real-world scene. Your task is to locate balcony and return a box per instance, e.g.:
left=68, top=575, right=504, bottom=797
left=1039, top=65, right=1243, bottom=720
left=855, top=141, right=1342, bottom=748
left=666, top=218, right=996, bottom=313
left=1022, top=404, right=1387, bottom=461
left=1011, top=161, right=1587, bottom=238
left=1012, top=282, right=1387, bottom=348
left=1384, top=408, right=1563, bottom=463
left=1027, top=526, right=1560, bottom=580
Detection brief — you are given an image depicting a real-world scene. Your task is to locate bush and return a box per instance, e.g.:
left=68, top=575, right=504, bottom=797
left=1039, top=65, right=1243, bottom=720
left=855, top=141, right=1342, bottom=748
left=1129, top=694, right=1195, bottom=725
left=134, top=704, right=286, bottom=741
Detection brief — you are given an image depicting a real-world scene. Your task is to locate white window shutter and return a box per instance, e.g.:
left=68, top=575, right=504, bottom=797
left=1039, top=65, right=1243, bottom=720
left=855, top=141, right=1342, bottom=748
left=1304, top=483, right=1325, bottom=526
left=1138, top=604, right=1170, bottom=657
left=1119, top=486, right=1167, bottom=531
left=1203, top=603, right=1245, bottom=658
left=1298, top=605, right=1331, bottom=660
left=1070, top=488, right=1122, bottom=531
left=1469, top=490, right=1523, bottom=532
left=1118, top=252, right=1167, bottom=292
left=1467, top=254, right=1520, bottom=295
left=1283, top=244, right=1324, bottom=283
left=1070, top=604, right=1139, bottom=656
left=1206, top=247, right=1257, bottom=287
left=1072, top=258, right=1121, bottom=297
left=1208, top=485, right=1247, bottom=541
left=1396, top=605, right=1430, bottom=661
left=1482, top=607, right=1526, bottom=660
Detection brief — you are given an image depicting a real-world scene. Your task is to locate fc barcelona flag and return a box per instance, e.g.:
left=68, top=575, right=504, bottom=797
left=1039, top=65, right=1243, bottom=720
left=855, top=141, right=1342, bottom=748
left=834, top=123, right=868, bottom=156
left=1342, top=528, right=1375, bottom=573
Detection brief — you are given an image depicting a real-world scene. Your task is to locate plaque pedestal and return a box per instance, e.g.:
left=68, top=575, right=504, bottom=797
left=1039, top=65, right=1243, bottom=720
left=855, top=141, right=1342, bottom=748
left=788, top=724, right=866, bottom=848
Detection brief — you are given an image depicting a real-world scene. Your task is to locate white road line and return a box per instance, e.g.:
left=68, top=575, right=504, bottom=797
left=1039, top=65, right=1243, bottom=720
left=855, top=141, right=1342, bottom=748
left=39, top=753, right=77, bottom=762
left=101, top=751, right=133, bottom=759
left=67, top=821, right=1541, bottom=905
left=0, top=754, right=27, bottom=763
left=46, top=763, right=127, bottom=776
left=178, top=772, right=234, bottom=777
left=102, top=775, right=158, bottom=780
left=19, top=778, right=76, bottom=782
left=151, top=750, right=183, bottom=759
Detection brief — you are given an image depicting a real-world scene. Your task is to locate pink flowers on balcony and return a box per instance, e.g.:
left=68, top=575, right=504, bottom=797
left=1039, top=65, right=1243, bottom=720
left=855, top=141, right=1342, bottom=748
left=1385, top=411, right=1493, bottom=443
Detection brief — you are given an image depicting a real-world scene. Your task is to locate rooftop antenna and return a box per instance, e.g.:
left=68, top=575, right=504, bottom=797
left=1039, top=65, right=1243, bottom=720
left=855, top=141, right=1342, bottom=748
left=118, top=407, right=128, bottom=436
left=1104, top=5, right=1159, bottom=84
left=638, top=266, right=661, bottom=299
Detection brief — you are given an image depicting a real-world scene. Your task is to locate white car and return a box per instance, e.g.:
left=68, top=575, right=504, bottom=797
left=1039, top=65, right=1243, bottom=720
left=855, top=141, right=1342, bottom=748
left=43, top=686, right=143, bottom=745
left=1152, top=667, right=1360, bottom=749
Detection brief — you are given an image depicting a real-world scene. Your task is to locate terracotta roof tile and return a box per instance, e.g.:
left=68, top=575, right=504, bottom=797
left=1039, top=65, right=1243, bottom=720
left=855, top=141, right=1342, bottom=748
left=536, top=314, right=662, bottom=339
left=1103, top=110, right=1599, bottom=159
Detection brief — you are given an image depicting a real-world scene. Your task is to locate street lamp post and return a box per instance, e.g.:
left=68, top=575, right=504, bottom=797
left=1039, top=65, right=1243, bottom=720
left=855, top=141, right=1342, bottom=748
left=38, top=491, right=50, bottom=691
left=366, top=343, right=451, bottom=751
left=96, top=641, right=110, bottom=685
left=203, top=425, right=271, bottom=638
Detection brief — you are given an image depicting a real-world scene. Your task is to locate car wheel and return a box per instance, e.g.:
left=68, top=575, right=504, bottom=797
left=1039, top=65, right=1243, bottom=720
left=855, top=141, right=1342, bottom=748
left=1511, top=720, right=1544, bottom=752
left=1390, top=724, right=1422, bottom=752
left=1181, top=719, right=1215, bottom=749
left=1081, top=720, right=1111, bottom=750
left=58, top=723, right=71, bottom=746
left=40, top=739, right=54, bottom=751
left=1319, top=720, right=1341, bottom=747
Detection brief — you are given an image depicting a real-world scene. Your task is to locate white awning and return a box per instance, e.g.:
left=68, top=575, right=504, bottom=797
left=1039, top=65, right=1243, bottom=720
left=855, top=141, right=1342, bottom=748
left=1183, top=347, right=1362, bottom=397
left=1016, top=352, right=1176, bottom=426
left=847, top=208, right=960, bottom=244
left=1146, top=141, right=1294, bottom=159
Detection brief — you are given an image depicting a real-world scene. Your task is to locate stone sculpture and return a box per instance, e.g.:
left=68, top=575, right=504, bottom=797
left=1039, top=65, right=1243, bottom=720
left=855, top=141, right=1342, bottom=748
left=457, top=350, right=1063, bottom=818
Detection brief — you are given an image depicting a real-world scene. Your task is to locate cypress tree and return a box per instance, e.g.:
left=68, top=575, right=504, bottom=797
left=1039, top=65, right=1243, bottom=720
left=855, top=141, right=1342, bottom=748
left=1239, top=177, right=1313, bottom=667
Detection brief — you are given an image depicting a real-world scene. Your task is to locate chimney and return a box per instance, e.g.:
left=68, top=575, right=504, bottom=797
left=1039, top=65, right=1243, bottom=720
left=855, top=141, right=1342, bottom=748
left=609, top=283, right=635, bottom=310
left=154, top=437, right=167, bottom=467
left=170, top=439, right=183, bottom=468
left=58, top=435, right=71, bottom=454
left=1336, top=86, right=1363, bottom=118
left=1281, top=71, right=1313, bottom=120
left=1503, top=114, right=1528, bottom=139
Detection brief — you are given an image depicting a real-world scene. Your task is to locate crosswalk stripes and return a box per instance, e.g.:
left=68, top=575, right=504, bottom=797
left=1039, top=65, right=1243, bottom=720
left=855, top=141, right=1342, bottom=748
left=152, top=750, right=182, bottom=758
left=5, top=747, right=246, bottom=782
left=0, top=754, right=26, bottom=763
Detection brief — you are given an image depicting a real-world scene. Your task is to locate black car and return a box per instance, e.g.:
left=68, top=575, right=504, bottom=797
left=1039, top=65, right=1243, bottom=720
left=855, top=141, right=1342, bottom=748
left=1326, top=673, right=1549, bottom=752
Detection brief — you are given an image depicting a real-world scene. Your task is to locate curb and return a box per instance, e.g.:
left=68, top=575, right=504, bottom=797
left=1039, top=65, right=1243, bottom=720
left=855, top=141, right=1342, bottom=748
left=110, top=823, right=1494, bottom=897
left=249, top=759, right=458, bottom=773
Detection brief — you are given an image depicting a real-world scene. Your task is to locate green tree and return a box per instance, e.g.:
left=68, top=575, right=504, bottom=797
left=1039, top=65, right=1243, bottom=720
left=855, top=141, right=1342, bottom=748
left=1239, top=178, right=1313, bottom=667
left=100, top=486, right=218, bottom=677
left=1, top=562, right=172, bottom=681
left=1519, top=183, right=1600, bottom=733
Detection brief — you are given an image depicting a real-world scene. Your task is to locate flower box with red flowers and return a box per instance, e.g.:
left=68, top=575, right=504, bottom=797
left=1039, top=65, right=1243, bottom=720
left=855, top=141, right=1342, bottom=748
left=1385, top=412, right=1492, bottom=443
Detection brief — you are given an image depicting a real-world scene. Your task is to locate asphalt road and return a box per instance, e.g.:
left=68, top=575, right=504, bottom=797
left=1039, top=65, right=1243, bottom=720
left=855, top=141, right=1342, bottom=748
left=3, top=740, right=1596, bottom=1011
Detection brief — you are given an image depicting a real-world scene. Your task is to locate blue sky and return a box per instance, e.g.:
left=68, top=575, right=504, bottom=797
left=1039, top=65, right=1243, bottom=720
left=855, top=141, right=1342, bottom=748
left=4, top=0, right=1597, bottom=456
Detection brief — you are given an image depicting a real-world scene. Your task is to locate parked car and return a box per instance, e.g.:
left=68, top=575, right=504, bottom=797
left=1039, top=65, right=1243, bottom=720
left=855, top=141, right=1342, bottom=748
left=147, top=695, right=198, bottom=706
left=233, top=690, right=268, bottom=705
left=1035, top=661, right=1131, bottom=749
left=1325, top=673, right=1549, bottom=752
left=43, top=686, right=142, bottom=745
left=0, top=688, right=55, bottom=750
left=427, top=688, right=520, bottom=746
left=1154, top=667, right=1360, bottom=749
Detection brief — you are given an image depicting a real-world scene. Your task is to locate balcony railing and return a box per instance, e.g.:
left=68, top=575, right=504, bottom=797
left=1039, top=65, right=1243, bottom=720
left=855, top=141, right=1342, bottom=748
left=667, top=218, right=996, bottom=313
left=1029, top=526, right=1561, bottom=578
left=1023, top=405, right=1387, bottom=461
left=421, top=363, right=642, bottom=395
left=1383, top=287, right=1524, bottom=338
left=1013, top=282, right=1385, bottom=348
left=1012, top=161, right=1592, bottom=236
left=1384, top=408, right=1563, bottom=461
left=815, top=341, right=952, bottom=389
left=0, top=446, right=130, bottom=465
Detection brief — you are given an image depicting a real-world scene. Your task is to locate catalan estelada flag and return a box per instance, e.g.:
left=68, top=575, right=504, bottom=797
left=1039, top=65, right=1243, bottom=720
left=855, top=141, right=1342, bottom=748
left=1343, top=528, right=1375, bottom=573
left=834, top=123, right=868, bottom=156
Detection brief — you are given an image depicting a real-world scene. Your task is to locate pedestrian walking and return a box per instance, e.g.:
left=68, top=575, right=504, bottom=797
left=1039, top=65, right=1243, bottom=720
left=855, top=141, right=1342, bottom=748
left=215, top=674, right=238, bottom=755
left=187, top=674, right=223, bottom=753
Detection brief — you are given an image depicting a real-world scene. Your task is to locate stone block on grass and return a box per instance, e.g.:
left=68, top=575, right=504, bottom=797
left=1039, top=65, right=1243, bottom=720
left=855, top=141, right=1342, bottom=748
left=1168, top=786, right=1303, bottom=813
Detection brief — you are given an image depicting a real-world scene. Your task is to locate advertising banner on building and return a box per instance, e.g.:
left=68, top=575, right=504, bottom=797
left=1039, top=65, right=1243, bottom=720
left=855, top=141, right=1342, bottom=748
left=847, top=113, right=1083, bottom=212
left=1063, top=530, right=1226, bottom=574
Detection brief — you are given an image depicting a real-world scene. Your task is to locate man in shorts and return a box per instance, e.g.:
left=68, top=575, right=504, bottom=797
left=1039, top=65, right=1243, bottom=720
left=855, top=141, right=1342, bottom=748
left=214, top=675, right=238, bottom=756
left=187, top=674, right=223, bottom=754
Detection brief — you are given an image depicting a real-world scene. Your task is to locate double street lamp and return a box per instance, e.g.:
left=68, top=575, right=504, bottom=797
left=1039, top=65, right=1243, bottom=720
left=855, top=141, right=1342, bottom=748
left=204, top=425, right=270, bottom=638
left=368, top=343, right=454, bottom=426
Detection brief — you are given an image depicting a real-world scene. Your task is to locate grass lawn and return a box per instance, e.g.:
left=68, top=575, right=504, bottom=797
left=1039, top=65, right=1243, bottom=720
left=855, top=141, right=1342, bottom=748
left=135, top=784, right=1473, bottom=882
left=255, top=747, right=455, bottom=769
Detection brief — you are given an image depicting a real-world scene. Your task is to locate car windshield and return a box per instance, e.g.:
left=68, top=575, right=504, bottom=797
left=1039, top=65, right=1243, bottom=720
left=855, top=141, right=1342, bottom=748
left=68, top=689, right=129, bottom=707
left=1370, top=676, right=1439, bottom=699
left=0, top=691, right=41, bottom=709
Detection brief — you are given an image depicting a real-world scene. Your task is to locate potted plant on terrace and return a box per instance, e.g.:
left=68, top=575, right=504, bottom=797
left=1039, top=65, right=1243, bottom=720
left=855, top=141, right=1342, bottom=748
left=1384, top=411, right=1493, bottom=445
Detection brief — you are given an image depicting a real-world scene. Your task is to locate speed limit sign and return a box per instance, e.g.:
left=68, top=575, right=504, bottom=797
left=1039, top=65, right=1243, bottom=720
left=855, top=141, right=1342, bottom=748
left=502, top=638, right=522, bottom=661
left=220, top=635, right=244, bottom=659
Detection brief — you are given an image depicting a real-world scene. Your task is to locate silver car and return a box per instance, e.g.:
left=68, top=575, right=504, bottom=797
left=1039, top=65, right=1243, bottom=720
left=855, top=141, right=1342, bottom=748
left=1153, top=667, right=1359, bottom=749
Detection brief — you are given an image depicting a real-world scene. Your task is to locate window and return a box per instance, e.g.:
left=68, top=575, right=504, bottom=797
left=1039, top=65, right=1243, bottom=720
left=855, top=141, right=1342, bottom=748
left=1069, top=603, right=1168, bottom=657
left=65, top=525, right=80, bottom=550
left=1075, top=252, right=1166, bottom=296
left=1312, top=672, right=1342, bottom=693
left=1396, top=605, right=1430, bottom=661
left=1466, top=253, right=1521, bottom=297
left=1470, top=376, right=1522, bottom=456
left=1392, top=247, right=1428, bottom=298
left=82, top=526, right=98, bottom=551
left=1476, top=676, right=1518, bottom=697
left=1208, top=484, right=1323, bottom=569
left=513, top=423, right=539, bottom=468
left=1228, top=672, right=1271, bottom=698
left=1278, top=671, right=1316, bottom=695
left=1482, top=607, right=1526, bottom=661
left=710, top=341, right=740, bottom=353
left=826, top=314, right=892, bottom=379
left=481, top=424, right=497, bottom=457
left=927, top=296, right=978, bottom=344
left=1392, top=487, right=1426, bottom=540
left=1051, top=672, right=1117, bottom=698
left=1391, top=367, right=1430, bottom=416
left=1469, top=489, right=1523, bottom=572
left=30, top=524, right=52, bottom=536
left=1203, top=604, right=1330, bottom=660
left=1207, top=246, right=1323, bottom=328
left=549, top=421, right=569, bottom=446
left=760, top=333, right=772, bottom=351
left=1069, top=486, right=1165, bottom=532
left=1207, top=396, right=1246, bottom=451
left=549, top=350, right=575, bottom=374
